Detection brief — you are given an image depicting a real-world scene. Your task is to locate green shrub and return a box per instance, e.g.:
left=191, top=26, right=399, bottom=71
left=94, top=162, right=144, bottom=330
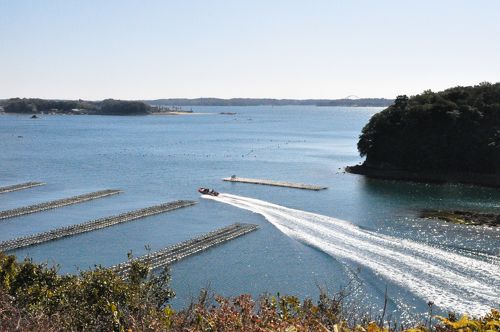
left=1, top=252, right=498, bottom=331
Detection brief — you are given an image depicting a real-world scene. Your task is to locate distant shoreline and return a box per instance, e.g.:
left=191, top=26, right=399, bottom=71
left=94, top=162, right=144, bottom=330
left=0, top=111, right=209, bottom=116
left=143, top=98, right=393, bottom=107
left=346, top=164, right=500, bottom=189
left=0, top=104, right=386, bottom=117
left=150, top=111, right=209, bottom=115
left=0, top=97, right=393, bottom=117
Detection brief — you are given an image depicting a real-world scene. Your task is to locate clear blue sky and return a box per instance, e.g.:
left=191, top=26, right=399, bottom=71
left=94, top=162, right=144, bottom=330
left=1, top=0, right=499, bottom=100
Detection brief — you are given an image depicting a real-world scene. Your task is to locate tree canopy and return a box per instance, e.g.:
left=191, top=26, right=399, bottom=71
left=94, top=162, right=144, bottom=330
left=99, top=99, right=151, bottom=115
left=2, top=98, right=150, bottom=115
left=358, top=83, right=500, bottom=174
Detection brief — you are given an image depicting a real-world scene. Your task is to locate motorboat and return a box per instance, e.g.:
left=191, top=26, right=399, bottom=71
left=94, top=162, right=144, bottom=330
left=198, top=187, right=219, bottom=196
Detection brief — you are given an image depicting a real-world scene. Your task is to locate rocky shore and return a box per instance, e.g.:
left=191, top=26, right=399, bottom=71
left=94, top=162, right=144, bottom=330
left=346, top=164, right=500, bottom=189
left=420, top=209, right=499, bottom=227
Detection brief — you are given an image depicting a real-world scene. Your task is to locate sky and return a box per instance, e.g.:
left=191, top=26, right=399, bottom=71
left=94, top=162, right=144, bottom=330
left=1, top=0, right=499, bottom=100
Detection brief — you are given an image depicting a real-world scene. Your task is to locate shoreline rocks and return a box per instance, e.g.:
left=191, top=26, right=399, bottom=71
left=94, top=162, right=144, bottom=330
left=420, top=209, right=499, bottom=227
left=346, top=164, right=500, bottom=189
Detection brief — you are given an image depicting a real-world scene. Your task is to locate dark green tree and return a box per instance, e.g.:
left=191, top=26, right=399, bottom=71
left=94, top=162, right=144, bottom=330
left=358, top=83, right=500, bottom=174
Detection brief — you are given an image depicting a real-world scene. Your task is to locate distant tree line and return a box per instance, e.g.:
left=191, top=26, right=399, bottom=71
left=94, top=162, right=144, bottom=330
left=1, top=98, right=150, bottom=115
left=99, top=99, right=151, bottom=115
left=358, top=82, right=500, bottom=174
left=0, top=97, right=393, bottom=112
left=145, top=98, right=394, bottom=107
left=316, top=98, right=393, bottom=107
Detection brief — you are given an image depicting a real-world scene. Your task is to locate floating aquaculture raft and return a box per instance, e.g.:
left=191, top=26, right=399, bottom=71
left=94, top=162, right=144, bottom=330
left=0, top=182, right=45, bottom=194
left=0, top=189, right=121, bottom=220
left=0, top=200, right=197, bottom=252
left=223, top=177, right=327, bottom=190
left=112, top=223, right=258, bottom=277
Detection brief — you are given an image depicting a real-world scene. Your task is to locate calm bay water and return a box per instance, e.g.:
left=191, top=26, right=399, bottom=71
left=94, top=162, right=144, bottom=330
left=1, top=106, right=499, bottom=321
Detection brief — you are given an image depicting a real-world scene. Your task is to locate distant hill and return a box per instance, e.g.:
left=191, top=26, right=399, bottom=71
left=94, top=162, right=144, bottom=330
left=144, top=98, right=393, bottom=107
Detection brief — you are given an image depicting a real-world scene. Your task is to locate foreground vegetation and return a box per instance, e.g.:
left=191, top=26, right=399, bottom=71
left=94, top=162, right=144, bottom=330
left=1, top=253, right=499, bottom=331
left=357, top=83, right=500, bottom=175
left=1, top=98, right=151, bottom=115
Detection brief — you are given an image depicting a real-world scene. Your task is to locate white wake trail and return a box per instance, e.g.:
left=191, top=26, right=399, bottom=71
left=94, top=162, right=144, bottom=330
left=204, top=193, right=500, bottom=316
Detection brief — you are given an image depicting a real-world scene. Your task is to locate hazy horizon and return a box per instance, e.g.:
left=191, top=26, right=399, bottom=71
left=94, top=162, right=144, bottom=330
left=0, top=96, right=394, bottom=101
left=1, top=0, right=499, bottom=100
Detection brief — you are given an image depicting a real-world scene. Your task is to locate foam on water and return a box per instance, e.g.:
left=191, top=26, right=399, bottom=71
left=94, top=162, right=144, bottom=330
left=204, top=193, right=500, bottom=316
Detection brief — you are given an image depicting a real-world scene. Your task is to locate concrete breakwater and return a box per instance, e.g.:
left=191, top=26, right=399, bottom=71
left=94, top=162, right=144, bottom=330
left=0, top=200, right=197, bottom=252
left=0, top=189, right=121, bottom=220
left=223, top=176, right=327, bottom=190
left=0, top=182, right=45, bottom=194
left=112, top=223, right=258, bottom=276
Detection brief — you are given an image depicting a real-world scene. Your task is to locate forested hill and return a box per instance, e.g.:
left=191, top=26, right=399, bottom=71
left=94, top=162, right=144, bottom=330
left=356, top=82, right=500, bottom=175
left=144, top=98, right=393, bottom=107
left=1, top=98, right=151, bottom=115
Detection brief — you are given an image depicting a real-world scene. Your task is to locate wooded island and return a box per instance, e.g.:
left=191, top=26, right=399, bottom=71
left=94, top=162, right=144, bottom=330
left=1, top=98, right=151, bottom=115
left=348, top=83, right=500, bottom=187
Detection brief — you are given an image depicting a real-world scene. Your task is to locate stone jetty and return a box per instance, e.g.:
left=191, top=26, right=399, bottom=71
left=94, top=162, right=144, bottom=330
left=0, top=189, right=121, bottom=220
left=112, top=223, right=258, bottom=276
left=0, top=200, right=197, bottom=252
left=223, top=176, right=327, bottom=190
left=0, top=182, right=45, bottom=194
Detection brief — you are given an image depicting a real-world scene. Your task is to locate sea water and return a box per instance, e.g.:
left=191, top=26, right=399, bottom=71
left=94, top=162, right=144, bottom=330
left=1, top=106, right=499, bottom=321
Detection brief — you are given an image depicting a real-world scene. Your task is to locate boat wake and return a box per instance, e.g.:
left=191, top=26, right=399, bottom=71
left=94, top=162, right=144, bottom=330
left=203, top=193, right=500, bottom=316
